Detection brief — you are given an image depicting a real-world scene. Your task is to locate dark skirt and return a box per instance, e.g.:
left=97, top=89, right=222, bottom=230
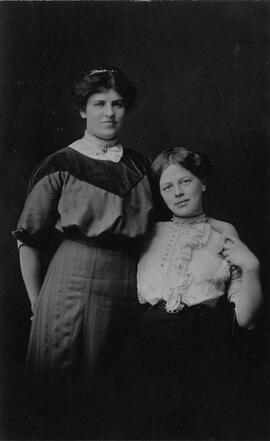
left=26, top=238, right=142, bottom=389
left=104, top=301, right=239, bottom=439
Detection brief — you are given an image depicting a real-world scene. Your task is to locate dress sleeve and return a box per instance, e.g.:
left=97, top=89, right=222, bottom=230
left=12, top=159, right=63, bottom=248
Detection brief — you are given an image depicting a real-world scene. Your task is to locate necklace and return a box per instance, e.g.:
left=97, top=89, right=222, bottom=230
left=94, top=144, right=122, bottom=156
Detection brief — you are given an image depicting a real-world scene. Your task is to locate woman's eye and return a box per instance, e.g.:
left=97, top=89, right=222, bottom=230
left=162, top=185, right=172, bottom=192
left=182, top=179, right=191, bottom=185
left=94, top=102, right=104, bottom=107
left=114, top=101, right=125, bottom=108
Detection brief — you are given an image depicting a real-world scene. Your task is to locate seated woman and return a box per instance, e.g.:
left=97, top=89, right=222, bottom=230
left=107, top=147, right=262, bottom=440
left=138, top=147, right=261, bottom=327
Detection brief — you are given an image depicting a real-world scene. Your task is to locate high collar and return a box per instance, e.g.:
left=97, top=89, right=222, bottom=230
left=83, top=130, right=118, bottom=150
left=171, top=213, right=208, bottom=225
left=69, top=131, right=123, bottom=162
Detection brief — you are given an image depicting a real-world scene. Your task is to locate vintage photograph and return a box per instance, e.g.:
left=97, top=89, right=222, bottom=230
left=0, top=1, right=269, bottom=439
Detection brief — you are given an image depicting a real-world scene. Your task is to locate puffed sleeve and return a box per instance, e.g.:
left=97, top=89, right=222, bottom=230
left=12, top=157, right=64, bottom=248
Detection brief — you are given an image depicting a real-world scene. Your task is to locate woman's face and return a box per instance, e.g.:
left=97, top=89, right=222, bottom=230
left=80, top=88, right=125, bottom=140
left=159, top=163, right=205, bottom=217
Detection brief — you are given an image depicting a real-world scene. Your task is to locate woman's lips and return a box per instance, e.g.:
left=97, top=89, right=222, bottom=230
left=175, top=199, right=189, bottom=207
left=102, top=121, right=115, bottom=125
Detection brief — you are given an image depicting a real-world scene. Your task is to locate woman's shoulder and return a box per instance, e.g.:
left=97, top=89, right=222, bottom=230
left=156, top=220, right=173, bottom=229
left=28, top=146, right=78, bottom=190
left=208, top=218, right=239, bottom=238
left=34, top=146, right=74, bottom=170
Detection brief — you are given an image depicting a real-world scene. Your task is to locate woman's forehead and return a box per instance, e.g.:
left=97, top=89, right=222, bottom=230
left=89, top=88, right=123, bottom=101
left=160, top=163, right=191, bottom=182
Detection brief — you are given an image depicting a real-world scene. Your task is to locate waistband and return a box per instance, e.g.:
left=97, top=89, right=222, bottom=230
left=144, top=299, right=235, bottom=332
left=147, top=300, right=217, bottom=316
left=63, top=231, right=143, bottom=252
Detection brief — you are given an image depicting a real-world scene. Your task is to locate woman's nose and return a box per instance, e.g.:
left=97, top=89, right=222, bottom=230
left=174, top=183, right=184, bottom=196
left=104, top=104, right=114, bottom=117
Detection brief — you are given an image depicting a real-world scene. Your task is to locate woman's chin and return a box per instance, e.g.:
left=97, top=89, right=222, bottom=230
left=171, top=208, right=200, bottom=218
left=99, top=131, right=119, bottom=140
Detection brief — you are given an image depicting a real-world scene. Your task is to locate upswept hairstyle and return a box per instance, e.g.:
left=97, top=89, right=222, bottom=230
left=152, top=147, right=214, bottom=181
left=71, top=65, right=137, bottom=111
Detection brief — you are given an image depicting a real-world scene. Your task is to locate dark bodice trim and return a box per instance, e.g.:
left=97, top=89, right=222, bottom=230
left=28, top=146, right=152, bottom=198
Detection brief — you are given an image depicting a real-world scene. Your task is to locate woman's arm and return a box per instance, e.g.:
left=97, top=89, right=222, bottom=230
left=222, top=236, right=263, bottom=329
left=19, top=243, right=43, bottom=313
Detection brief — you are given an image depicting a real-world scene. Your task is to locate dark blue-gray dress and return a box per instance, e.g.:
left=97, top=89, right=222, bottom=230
left=13, top=145, right=154, bottom=387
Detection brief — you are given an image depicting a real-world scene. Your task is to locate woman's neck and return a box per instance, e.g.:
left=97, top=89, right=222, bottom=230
left=172, top=212, right=207, bottom=224
left=69, top=131, right=123, bottom=162
left=84, top=130, right=117, bottom=150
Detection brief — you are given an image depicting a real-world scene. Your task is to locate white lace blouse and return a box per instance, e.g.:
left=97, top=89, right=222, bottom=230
left=137, top=215, right=242, bottom=313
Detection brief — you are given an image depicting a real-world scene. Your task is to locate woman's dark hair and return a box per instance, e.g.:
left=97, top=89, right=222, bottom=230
left=71, top=65, right=137, bottom=111
left=152, top=147, right=214, bottom=181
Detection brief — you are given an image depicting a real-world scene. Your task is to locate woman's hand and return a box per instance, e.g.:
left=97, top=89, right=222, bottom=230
left=221, top=235, right=260, bottom=272
left=208, top=218, right=239, bottom=253
left=19, top=244, right=43, bottom=314
left=30, top=299, right=38, bottom=316
left=223, top=236, right=263, bottom=328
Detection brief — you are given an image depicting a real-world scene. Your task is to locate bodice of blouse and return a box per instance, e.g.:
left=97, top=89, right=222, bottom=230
left=12, top=142, right=154, bottom=248
left=137, top=219, right=242, bottom=313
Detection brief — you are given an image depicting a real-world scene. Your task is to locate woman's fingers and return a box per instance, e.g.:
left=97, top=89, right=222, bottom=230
left=219, top=235, right=258, bottom=271
left=222, top=235, right=242, bottom=250
left=217, top=234, right=244, bottom=256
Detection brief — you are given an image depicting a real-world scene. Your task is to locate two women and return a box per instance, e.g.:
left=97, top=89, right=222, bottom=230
left=13, top=66, right=262, bottom=438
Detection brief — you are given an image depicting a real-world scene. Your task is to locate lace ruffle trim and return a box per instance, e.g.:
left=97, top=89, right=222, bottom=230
left=164, top=222, right=211, bottom=313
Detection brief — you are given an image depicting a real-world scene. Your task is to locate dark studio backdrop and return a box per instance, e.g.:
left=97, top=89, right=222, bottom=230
left=0, top=1, right=269, bottom=439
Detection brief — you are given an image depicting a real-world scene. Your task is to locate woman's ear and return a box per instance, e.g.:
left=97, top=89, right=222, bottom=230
left=80, top=110, right=87, bottom=119
left=201, top=178, right=207, bottom=192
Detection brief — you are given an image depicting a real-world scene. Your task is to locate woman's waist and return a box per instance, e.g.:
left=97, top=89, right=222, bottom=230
left=147, top=299, right=219, bottom=317
left=56, top=207, right=153, bottom=241
left=141, top=297, right=234, bottom=331
left=49, top=236, right=139, bottom=281
left=60, top=229, right=143, bottom=252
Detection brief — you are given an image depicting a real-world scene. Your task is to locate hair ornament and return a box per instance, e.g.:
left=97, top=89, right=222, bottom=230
left=89, top=68, right=117, bottom=76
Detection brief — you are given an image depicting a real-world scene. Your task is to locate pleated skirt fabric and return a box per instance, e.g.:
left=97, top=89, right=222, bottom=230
left=26, top=238, right=141, bottom=388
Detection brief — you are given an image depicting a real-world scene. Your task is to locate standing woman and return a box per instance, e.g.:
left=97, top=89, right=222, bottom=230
left=12, top=66, right=155, bottom=393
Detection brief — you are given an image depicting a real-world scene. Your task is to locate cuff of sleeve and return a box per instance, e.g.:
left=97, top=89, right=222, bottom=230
left=17, top=240, right=24, bottom=250
left=12, top=228, right=45, bottom=248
